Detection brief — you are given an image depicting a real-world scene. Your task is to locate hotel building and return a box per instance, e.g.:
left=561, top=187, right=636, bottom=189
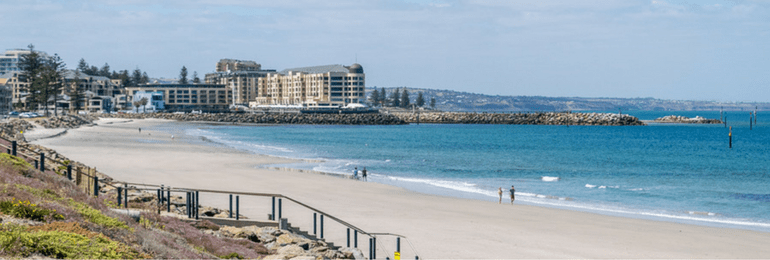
left=204, top=59, right=276, bottom=106
left=254, top=63, right=365, bottom=107
left=126, top=83, right=232, bottom=112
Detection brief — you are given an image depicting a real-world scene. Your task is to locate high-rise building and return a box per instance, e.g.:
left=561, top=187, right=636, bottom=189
left=205, top=59, right=276, bottom=106
left=0, top=48, right=49, bottom=75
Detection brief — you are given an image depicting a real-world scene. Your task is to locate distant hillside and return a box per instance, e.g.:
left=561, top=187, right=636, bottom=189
left=367, top=87, right=770, bottom=112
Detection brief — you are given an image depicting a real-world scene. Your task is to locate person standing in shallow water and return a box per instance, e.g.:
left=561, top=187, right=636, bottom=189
left=353, top=167, right=358, bottom=180
left=510, top=185, right=516, bottom=204
left=362, top=167, right=368, bottom=181
left=498, top=187, right=503, bottom=204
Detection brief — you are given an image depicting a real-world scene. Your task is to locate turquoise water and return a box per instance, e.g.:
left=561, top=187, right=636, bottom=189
left=177, top=111, right=770, bottom=232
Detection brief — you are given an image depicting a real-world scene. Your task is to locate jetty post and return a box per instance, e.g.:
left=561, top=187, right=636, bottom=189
left=729, top=126, right=733, bottom=148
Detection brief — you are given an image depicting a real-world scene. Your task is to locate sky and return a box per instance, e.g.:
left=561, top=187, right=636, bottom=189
left=2, top=0, right=768, bottom=102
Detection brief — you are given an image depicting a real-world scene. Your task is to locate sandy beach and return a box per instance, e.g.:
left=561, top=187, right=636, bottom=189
left=31, top=118, right=770, bottom=259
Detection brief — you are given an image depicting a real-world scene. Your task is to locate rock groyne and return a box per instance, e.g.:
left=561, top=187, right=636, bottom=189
left=392, top=112, right=645, bottom=126
left=654, top=115, right=722, bottom=124
left=99, top=112, right=407, bottom=125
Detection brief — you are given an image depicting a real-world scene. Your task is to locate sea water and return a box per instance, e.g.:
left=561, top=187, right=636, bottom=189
left=167, top=111, right=770, bottom=232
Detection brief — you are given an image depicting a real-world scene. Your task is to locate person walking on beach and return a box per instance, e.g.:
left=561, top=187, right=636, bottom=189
left=498, top=187, right=503, bottom=204
left=362, top=167, right=368, bottom=181
left=138, top=128, right=141, bottom=133
left=509, top=185, right=516, bottom=204
left=353, top=167, right=358, bottom=180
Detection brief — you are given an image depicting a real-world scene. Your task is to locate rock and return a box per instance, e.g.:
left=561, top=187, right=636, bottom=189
left=340, top=247, right=366, bottom=260
left=276, top=233, right=310, bottom=246
left=219, top=226, right=244, bottom=237
left=276, top=245, right=307, bottom=258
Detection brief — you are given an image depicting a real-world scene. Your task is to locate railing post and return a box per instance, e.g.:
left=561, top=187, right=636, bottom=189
left=354, top=231, right=358, bottom=248
left=39, top=153, right=45, bottom=171
left=186, top=192, right=191, bottom=218
left=157, top=189, right=161, bottom=206
left=117, top=187, right=122, bottom=206
left=166, top=188, right=171, bottom=212
left=369, top=238, right=373, bottom=260
left=11, top=141, right=16, bottom=156
left=195, top=191, right=199, bottom=220
left=313, top=213, right=317, bottom=235
left=320, top=214, right=324, bottom=239
left=34, top=160, right=38, bottom=170
left=397, top=237, right=400, bottom=253
left=373, top=236, right=377, bottom=260
left=160, top=185, right=164, bottom=203
left=271, top=196, right=275, bottom=220
left=278, top=198, right=282, bottom=221
left=229, top=194, right=233, bottom=218
left=347, top=228, right=350, bottom=247
left=66, top=165, right=72, bottom=180
left=123, top=184, right=128, bottom=208
left=93, top=176, right=98, bottom=197
left=236, top=195, right=240, bottom=220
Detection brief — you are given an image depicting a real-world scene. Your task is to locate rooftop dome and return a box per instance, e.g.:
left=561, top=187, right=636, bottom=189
left=348, top=63, right=364, bottom=74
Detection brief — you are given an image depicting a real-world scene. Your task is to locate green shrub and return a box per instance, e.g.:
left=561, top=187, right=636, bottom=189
left=0, top=153, right=32, bottom=171
left=0, top=198, right=63, bottom=221
left=69, top=200, right=129, bottom=230
left=221, top=252, right=244, bottom=259
left=0, top=223, right=144, bottom=259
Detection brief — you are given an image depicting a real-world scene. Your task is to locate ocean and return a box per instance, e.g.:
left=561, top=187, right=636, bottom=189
left=163, top=111, right=770, bottom=232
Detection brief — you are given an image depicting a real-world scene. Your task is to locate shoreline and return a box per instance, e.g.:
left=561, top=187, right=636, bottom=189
left=31, top=118, right=770, bottom=258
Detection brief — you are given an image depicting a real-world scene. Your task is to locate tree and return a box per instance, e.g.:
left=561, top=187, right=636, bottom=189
left=77, top=58, right=89, bottom=73
left=380, top=87, right=386, bottom=106
left=390, top=88, right=400, bottom=107
left=44, top=54, right=67, bottom=116
left=131, top=68, right=142, bottom=87
left=179, top=66, right=188, bottom=84
left=118, top=70, right=130, bottom=88
left=99, top=63, right=111, bottom=77
left=133, top=101, right=140, bottom=113
left=70, top=70, right=85, bottom=113
left=193, top=71, right=200, bottom=84
left=430, top=97, right=436, bottom=109
left=141, top=72, right=149, bottom=84
left=416, top=92, right=425, bottom=107
left=87, top=65, right=99, bottom=76
left=18, top=44, right=44, bottom=110
left=400, top=89, right=410, bottom=108
left=370, top=88, right=380, bottom=107
left=139, top=97, right=149, bottom=113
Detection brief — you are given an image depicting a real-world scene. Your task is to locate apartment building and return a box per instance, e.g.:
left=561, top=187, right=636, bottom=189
left=126, top=83, right=232, bottom=112
left=0, top=49, right=50, bottom=75
left=205, top=59, right=276, bottom=106
left=254, top=63, right=365, bottom=107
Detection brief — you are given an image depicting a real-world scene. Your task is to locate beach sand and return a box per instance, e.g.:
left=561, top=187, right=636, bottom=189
left=32, top=118, right=770, bottom=259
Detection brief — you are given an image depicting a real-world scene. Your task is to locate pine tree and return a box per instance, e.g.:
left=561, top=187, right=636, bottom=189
left=132, top=68, right=142, bottom=87
left=87, top=65, right=98, bottom=76
left=77, top=58, right=89, bottom=73
left=99, top=63, right=111, bottom=77
left=380, top=87, right=386, bottom=106
left=141, top=72, right=149, bottom=84
left=18, top=44, right=44, bottom=111
left=370, top=88, right=379, bottom=107
left=119, top=70, right=130, bottom=88
left=430, top=97, right=436, bottom=109
left=416, top=92, right=425, bottom=107
left=179, top=66, right=188, bottom=84
left=193, top=71, right=200, bottom=83
left=70, top=70, right=85, bottom=113
left=45, top=54, right=66, bottom=116
left=390, top=88, right=400, bottom=107
left=400, top=89, right=410, bottom=108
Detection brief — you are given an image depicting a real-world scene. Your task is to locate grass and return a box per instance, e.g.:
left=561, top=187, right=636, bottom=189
left=0, top=198, right=63, bottom=222
left=0, top=223, right=145, bottom=259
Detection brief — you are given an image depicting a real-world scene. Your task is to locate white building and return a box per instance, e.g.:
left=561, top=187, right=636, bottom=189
left=131, top=91, right=165, bottom=112
left=254, top=63, right=365, bottom=107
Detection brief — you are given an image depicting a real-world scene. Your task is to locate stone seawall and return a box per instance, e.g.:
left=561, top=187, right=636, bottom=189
left=653, top=115, right=722, bottom=124
left=99, top=112, right=408, bottom=125
left=392, top=112, right=645, bottom=126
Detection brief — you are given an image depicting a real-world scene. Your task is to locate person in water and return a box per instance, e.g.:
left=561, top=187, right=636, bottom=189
left=498, top=187, right=503, bottom=204
left=510, top=185, right=516, bottom=204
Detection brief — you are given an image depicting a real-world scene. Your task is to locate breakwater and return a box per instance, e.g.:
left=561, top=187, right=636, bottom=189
left=392, top=112, right=645, bottom=126
left=653, top=115, right=722, bottom=124
left=99, top=112, right=408, bottom=125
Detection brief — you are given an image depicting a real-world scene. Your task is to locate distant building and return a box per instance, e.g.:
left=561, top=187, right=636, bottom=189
left=126, top=83, right=232, bottom=113
left=205, top=59, right=276, bottom=106
left=0, top=48, right=50, bottom=75
left=254, top=63, right=365, bottom=107
left=0, top=82, right=11, bottom=116
left=131, top=91, right=164, bottom=112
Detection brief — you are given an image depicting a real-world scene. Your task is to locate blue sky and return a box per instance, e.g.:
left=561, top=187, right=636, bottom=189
left=2, top=0, right=768, bottom=102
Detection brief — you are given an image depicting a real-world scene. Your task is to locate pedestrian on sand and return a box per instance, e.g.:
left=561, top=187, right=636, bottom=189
left=498, top=187, right=503, bottom=204
left=362, top=167, right=367, bottom=181
left=510, top=185, right=516, bottom=204
left=353, top=167, right=358, bottom=180
left=138, top=128, right=141, bottom=133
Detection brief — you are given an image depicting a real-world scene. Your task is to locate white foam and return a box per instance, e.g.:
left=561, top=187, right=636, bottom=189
left=585, top=184, right=597, bottom=188
left=541, top=176, right=560, bottom=182
left=383, top=175, right=498, bottom=198
left=598, top=186, right=607, bottom=189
